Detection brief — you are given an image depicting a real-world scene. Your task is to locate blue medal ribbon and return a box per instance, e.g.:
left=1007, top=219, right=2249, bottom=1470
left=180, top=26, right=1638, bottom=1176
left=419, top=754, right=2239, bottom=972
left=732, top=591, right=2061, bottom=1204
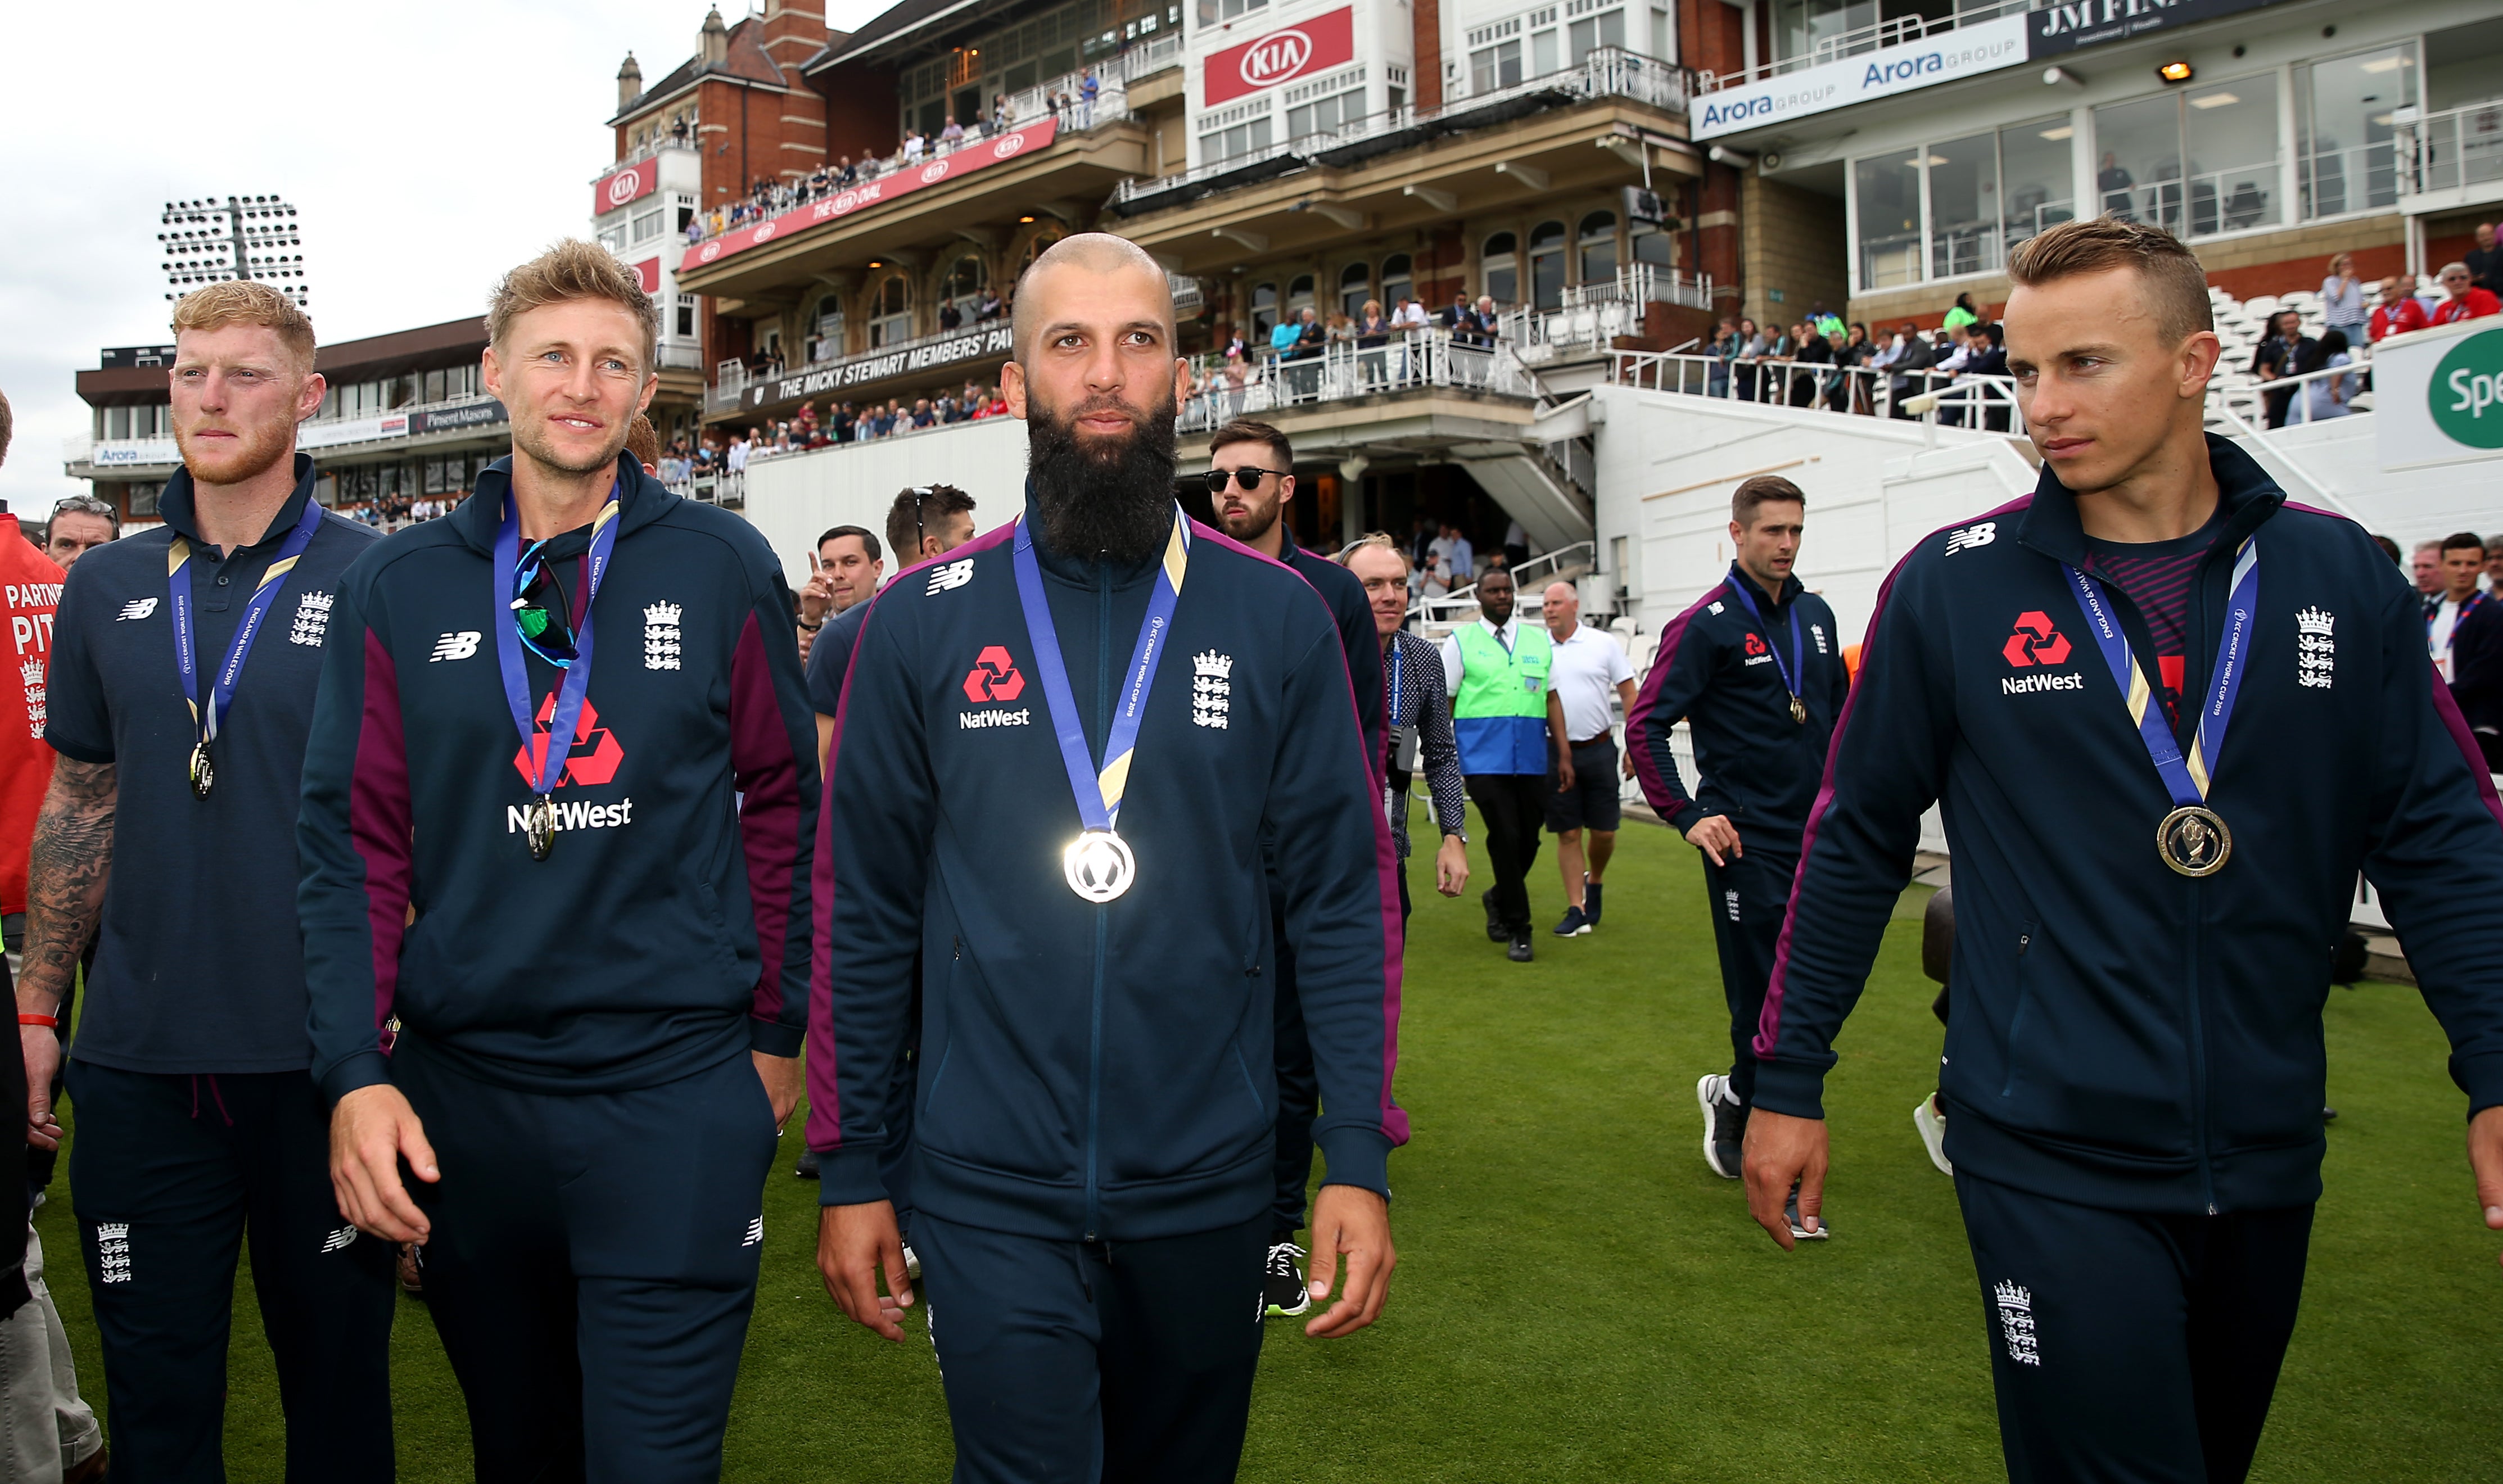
left=1010, top=506, right=1189, bottom=838
left=2062, top=536, right=2258, bottom=808
left=493, top=492, right=622, bottom=804
left=166, top=495, right=325, bottom=775
left=1723, top=569, right=1806, bottom=711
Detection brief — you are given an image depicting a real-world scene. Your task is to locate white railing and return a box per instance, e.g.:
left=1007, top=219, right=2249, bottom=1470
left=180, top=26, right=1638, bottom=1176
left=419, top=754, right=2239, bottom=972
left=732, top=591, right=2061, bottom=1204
left=2299, top=141, right=2403, bottom=220
left=1117, top=32, right=1182, bottom=80
left=658, top=342, right=706, bottom=372
left=1411, top=540, right=1598, bottom=623
left=2208, top=355, right=2373, bottom=432
left=2396, top=99, right=2503, bottom=201
left=2096, top=159, right=2280, bottom=241
left=1498, top=266, right=1715, bottom=362
left=672, top=468, right=746, bottom=508
left=599, top=134, right=701, bottom=181
left=1114, top=48, right=1688, bottom=206
left=1178, top=328, right=1530, bottom=431
left=1698, top=0, right=2034, bottom=92
left=1611, top=349, right=2026, bottom=429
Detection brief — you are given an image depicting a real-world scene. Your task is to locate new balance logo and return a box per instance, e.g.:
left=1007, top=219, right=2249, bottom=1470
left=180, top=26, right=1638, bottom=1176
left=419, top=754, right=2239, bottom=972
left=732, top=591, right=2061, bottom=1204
left=1994, top=1281, right=2041, bottom=1366
left=430, top=631, right=482, bottom=662
left=925, top=558, right=975, bottom=595
left=320, top=1226, right=359, bottom=1254
left=117, top=598, right=158, bottom=622
left=743, top=1216, right=765, bottom=1248
left=1944, top=522, right=1998, bottom=556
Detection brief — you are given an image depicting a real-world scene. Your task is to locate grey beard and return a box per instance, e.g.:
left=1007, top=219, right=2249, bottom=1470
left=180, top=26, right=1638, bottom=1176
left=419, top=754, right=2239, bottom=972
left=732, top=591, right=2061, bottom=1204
left=1027, top=397, right=1180, bottom=565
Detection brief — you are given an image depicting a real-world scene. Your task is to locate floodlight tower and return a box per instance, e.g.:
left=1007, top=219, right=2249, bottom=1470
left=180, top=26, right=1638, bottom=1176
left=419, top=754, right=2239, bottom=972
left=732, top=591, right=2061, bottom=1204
left=158, top=195, right=310, bottom=306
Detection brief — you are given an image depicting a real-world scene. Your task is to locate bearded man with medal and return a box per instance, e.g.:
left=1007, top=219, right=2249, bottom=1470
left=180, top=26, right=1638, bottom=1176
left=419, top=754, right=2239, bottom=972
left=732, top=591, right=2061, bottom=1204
left=25, top=283, right=396, bottom=1478
left=1743, top=218, right=2503, bottom=1484
left=810, top=234, right=1404, bottom=1484
left=299, top=243, right=819, bottom=1482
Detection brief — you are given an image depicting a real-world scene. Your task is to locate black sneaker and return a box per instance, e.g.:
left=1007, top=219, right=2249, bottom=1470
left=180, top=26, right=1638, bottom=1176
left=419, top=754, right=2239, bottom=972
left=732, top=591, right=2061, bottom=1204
left=1553, top=905, right=1590, bottom=937
left=1696, top=1074, right=1746, bottom=1179
left=1507, top=931, right=1534, bottom=962
left=1583, top=880, right=1604, bottom=926
left=1785, top=1179, right=1829, bottom=1241
left=1264, top=1238, right=1310, bottom=1318
left=796, top=1148, right=821, bottom=1179
left=1482, top=889, right=1506, bottom=942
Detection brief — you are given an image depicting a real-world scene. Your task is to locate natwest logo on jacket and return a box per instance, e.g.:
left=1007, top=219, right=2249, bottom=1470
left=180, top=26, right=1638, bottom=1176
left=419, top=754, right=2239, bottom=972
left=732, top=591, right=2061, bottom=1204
left=2002, top=611, right=2072, bottom=667
left=512, top=695, right=624, bottom=787
left=961, top=645, right=1025, bottom=703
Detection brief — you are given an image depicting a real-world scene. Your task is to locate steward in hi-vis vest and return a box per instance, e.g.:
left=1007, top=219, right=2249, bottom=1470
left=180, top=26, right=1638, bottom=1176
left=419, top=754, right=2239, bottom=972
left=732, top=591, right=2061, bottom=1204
left=1440, top=567, right=1553, bottom=959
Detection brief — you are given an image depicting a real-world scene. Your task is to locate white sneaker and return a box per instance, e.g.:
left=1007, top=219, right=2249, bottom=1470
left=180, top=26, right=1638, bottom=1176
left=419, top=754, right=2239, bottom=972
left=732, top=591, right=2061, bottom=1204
left=903, top=1243, right=923, bottom=1282
left=1913, top=1094, right=1953, bottom=1176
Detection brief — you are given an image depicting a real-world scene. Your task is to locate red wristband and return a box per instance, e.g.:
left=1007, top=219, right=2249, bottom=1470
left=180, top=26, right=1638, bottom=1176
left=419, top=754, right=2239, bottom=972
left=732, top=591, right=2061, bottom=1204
left=17, top=1015, right=57, bottom=1028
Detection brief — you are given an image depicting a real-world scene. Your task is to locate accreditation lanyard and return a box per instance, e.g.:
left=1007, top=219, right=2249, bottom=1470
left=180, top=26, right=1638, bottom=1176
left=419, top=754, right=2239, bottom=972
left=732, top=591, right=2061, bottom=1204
left=493, top=492, right=621, bottom=799
left=1010, top=506, right=1189, bottom=835
left=2433, top=589, right=2487, bottom=638
left=2062, top=536, right=2258, bottom=808
left=167, top=495, right=324, bottom=754
left=1723, top=571, right=1805, bottom=709
left=1386, top=639, right=1405, bottom=726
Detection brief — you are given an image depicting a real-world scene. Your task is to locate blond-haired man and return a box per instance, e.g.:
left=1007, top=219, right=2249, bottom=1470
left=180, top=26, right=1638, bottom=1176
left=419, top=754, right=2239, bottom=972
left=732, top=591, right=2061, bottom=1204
left=26, top=282, right=395, bottom=1479
left=299, top=241, right=817, bottom=1481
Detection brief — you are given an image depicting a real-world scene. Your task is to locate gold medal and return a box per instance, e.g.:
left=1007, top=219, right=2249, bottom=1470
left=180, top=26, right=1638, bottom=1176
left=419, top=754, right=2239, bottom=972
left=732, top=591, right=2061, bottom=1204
left=525, top=794, right=559, bottom=862
left=1062, top=829, right=1136, bottom=902
left=188, top=739, right=215, bottom=799
left=2156, top=805, right=2231, bottom=877
left=1788, top=695, right=1807, bottom=725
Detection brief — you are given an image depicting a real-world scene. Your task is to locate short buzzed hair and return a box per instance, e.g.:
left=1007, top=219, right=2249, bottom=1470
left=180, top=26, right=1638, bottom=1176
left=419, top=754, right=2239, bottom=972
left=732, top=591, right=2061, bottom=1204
left=171, top=280, right=317, bottom=373
left=1010, top=232, right=1172, bottom=360
left=487, top=240, right=659, bottom=377
left=625, top=414, right=661, bottom=470
left=819, top=524, right=880, bottom=562
left=2007, top=216, right=2212, bottom=347
left=1733, top=474, right=1805, bottom=529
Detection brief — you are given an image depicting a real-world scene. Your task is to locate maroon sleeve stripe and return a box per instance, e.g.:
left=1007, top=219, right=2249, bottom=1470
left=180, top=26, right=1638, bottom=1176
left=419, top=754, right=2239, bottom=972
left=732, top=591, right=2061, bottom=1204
left=347, top=630, right=413, bottom=1048
left=729, top=610, right=805, bottom=1027
left=2429, top=670, right=2503, bottom=831
left=1624, top=580, right=1728, bottom=812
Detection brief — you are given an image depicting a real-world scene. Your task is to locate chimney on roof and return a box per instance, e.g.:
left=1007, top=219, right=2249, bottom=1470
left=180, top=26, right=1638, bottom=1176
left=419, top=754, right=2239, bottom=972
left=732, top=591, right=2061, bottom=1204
left=617, top=52, right=643, bottom=108
left=759, top=0, right=826, bottom=65
left=699, top=7, right=729, bottom=66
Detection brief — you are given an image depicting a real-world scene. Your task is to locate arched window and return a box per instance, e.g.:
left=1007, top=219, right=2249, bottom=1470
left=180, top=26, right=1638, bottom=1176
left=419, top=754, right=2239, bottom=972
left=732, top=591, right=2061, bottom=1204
left=1250, top=281, right=1279, bottom=337
left=1287, top=273, right=1316, bottom=321
left=1381, top=252, right=1414, bottom=308
left=1578, top=210, right=1618, bottom=286
left=1528, top=220, right=1566, bottom=310
left=814, top=293, right=846, bottom=360
left=1481, top=232, right=1518, bottom=305
left=1020, top=228, right=1064, bottom=273
left=1340, top=261, right=1372, bottom=316
left=943, top=254, right=986, bottom=317
left=869, top=274, right=911, bottom=348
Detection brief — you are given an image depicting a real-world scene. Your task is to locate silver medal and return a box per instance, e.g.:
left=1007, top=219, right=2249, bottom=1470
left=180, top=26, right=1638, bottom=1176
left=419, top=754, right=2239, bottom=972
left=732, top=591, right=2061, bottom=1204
left=1062, top=829, right=1136, bottom=903
left=188, top=739, right=215, bottom=799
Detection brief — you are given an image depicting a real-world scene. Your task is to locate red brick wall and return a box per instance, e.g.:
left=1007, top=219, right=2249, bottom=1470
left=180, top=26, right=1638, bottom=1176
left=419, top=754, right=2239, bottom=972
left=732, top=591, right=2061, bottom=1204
left=1414, top=0, right=1444, bottom=110
left=815, top=62, right=900, bottom=164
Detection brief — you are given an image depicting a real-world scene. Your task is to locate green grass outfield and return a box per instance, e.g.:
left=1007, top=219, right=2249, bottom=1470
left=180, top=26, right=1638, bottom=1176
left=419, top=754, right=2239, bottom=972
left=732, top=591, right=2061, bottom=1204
left=36, top=809, right=2501, bottom=1480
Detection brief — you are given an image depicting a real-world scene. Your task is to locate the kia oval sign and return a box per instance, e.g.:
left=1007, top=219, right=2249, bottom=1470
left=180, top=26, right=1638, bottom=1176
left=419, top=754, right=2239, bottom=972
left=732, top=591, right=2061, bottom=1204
left=590, top=160, right=661, bottom=218
left=1204, top=6, right=1354, bottom=106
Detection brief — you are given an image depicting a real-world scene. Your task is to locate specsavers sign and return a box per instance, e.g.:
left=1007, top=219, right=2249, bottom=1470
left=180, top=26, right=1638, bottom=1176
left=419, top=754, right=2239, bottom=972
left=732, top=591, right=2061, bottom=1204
left=1692, top=16, right=2027, bottom=139
left=2374, top=320, right=2503, bottom=471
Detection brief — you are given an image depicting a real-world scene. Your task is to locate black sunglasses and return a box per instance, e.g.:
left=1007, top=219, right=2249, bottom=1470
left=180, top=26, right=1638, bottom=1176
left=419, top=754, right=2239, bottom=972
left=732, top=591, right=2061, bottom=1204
left=1203, top=467, right=1290, bottom=495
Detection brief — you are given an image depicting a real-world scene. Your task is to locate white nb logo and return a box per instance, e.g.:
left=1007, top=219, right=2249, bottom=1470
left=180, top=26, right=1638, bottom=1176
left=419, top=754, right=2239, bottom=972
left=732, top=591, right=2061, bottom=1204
left=925, top=558, right=975, bottom=595
left=430, top=631, right=482, bottom=662
left=320, top=1226, right=359, bottom=1254
left=118, top=598, right=159, bottom=621
left=743, top=1216, right=765, bottom=1248
left=1944, top=522, right=1998, bottom=556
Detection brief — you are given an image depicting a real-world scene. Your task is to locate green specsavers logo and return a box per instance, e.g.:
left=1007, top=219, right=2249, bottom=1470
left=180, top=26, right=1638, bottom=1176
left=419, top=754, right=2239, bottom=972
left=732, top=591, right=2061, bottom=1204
left=2432, top=327, right=2503, bottom=449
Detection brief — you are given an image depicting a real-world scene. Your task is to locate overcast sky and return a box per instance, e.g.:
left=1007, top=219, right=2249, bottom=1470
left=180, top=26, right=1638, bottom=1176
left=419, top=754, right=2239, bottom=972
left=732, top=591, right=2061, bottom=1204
left=0, top=0, right=888, bottom=518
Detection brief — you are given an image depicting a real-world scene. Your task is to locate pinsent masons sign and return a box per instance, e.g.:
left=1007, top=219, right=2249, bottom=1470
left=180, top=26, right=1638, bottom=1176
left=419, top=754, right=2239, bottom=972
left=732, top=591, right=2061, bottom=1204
left=688, top=120, right=1059, bottom=269
left=591, top=161, right=661, bottom=219
left=1692, top=15, right=2028, bottom=138
left=1203, top=6, right=1356, bottom=107
left=740, top=325, right=1018, bottom=413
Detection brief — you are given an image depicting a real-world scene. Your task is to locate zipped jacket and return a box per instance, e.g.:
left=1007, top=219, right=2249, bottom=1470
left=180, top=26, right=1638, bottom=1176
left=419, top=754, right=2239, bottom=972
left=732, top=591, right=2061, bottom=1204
left=299, top=457, right=817, bottom=1101
left=1756, top=437, right=2503, bottom=1212
left=1628, top=563, right=1850, bottom=845
left=808, top=497, right=1406, bottom=1240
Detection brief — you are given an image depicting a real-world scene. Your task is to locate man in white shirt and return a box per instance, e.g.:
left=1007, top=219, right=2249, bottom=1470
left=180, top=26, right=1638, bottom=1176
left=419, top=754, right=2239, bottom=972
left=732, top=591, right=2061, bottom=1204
left=726, top=431, right=751, bottom=474
left=2429, top=531, right=2491, bottom=682
left=1447, top=526, right=1476, bottom=587
left=1539, top=583, right=1637, bottom=936
left=1390, top=297, right=1429, bottom=330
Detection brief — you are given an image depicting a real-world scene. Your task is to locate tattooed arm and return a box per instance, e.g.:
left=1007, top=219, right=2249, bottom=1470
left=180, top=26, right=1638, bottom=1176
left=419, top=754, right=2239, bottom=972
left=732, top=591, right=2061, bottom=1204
left=19, top=758, right=116, bottom=1150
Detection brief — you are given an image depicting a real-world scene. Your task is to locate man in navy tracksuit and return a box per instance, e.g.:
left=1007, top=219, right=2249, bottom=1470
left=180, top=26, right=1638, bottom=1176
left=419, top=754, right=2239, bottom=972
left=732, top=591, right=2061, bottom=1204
left=1746, top=219, right=2503, bottom=1482
left=1202, top=418, right=1387, bottom=1318
left=812, top=236, right=1403, bottom=1484
left=300, top=246, right=816, bottom=1482
left=1627, top=476, right=1846, bottom=1195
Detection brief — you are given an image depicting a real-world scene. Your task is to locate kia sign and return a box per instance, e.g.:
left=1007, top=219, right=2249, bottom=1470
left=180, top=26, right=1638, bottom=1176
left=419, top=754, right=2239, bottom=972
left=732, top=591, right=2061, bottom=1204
left=591, top=161, right=661, bottom=219
left=632, top=257, right=662, bottom=295
left=2374, top=320, right=2503, bottom=471
left=1204, top=6, right=1356, bottom=107
left=1693, top=15, right=2027, bottom=138
left=688, top=120, right=1059, bottom=271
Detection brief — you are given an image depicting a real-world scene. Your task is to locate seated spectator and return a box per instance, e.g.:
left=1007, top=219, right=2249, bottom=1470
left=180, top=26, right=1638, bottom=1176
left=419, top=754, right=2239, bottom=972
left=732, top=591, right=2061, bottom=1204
left=2301, top=329, right=2357, bottom=422
left=939, top=300, right=964, bottom=331
left=2371, top=275, right=2429, bottom=341
left=2429, top=261, right=2502, bottom=324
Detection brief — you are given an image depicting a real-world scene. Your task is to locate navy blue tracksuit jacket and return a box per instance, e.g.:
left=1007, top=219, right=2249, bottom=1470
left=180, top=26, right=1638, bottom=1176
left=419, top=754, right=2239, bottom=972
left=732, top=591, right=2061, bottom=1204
left=1757, top=437, right=2503, bottom=1214
left=1628, top=563, right=1850, bottom=843
left=808, top=500, right=1407, bottom=1241
left=300, top=458, right=817, bottom=1100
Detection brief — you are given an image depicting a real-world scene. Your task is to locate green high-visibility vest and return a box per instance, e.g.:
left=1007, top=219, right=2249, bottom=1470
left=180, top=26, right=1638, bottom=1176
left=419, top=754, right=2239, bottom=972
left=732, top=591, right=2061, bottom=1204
left=1452, top=623, right=1551, bottom=775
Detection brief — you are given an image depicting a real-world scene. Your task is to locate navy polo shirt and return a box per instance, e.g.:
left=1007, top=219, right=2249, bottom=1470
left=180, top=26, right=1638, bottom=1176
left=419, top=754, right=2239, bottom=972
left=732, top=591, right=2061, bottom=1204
left=46, top=454, right=378, bottom=1074
left=803, top=596, right=873, bottom=716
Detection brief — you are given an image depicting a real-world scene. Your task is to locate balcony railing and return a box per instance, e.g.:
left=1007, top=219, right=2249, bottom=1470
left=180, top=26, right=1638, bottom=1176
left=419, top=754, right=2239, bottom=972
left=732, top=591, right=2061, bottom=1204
left=1498, top=266, right=1714, bottom=362
left=1177, top=327, right=1532, bottom=432
left=602, top=134, right=702, bottom=179
left=2395, top=99, right=2503, bottom=202
left=1117, top=32, right=1182, bottom=81
left=1698, top=0, right=2036, bottom=92
left=1113, top=48, right=1688, bottom=209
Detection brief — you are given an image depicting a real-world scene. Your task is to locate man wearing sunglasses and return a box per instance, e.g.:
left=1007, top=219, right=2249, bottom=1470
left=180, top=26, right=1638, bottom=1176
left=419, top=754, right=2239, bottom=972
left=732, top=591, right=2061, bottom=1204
left=1205, top=420, right=1386, bottom=1322
left=299, top=241, right=817, bottom=1481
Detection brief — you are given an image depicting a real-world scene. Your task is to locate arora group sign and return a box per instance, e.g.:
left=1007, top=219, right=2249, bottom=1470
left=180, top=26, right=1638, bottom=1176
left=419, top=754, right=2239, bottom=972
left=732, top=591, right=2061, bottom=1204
left=1203, top=7, right=1356, bottom=107
left=1693, top=15, right=2028, bottom=138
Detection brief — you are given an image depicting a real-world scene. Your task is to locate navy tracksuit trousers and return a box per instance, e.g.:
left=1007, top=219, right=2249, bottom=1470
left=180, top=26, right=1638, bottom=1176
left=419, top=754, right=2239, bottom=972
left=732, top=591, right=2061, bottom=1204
left=65, top=1061, right=397, bottom=1484
left=395, top=1035, right=778, bottom=1484
left=1700, top=842, right=1798, bottom=1108
left=1956, top=1170, right=2314, bottom=1483
left=916, top=1210, right=1270, bottom=1484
